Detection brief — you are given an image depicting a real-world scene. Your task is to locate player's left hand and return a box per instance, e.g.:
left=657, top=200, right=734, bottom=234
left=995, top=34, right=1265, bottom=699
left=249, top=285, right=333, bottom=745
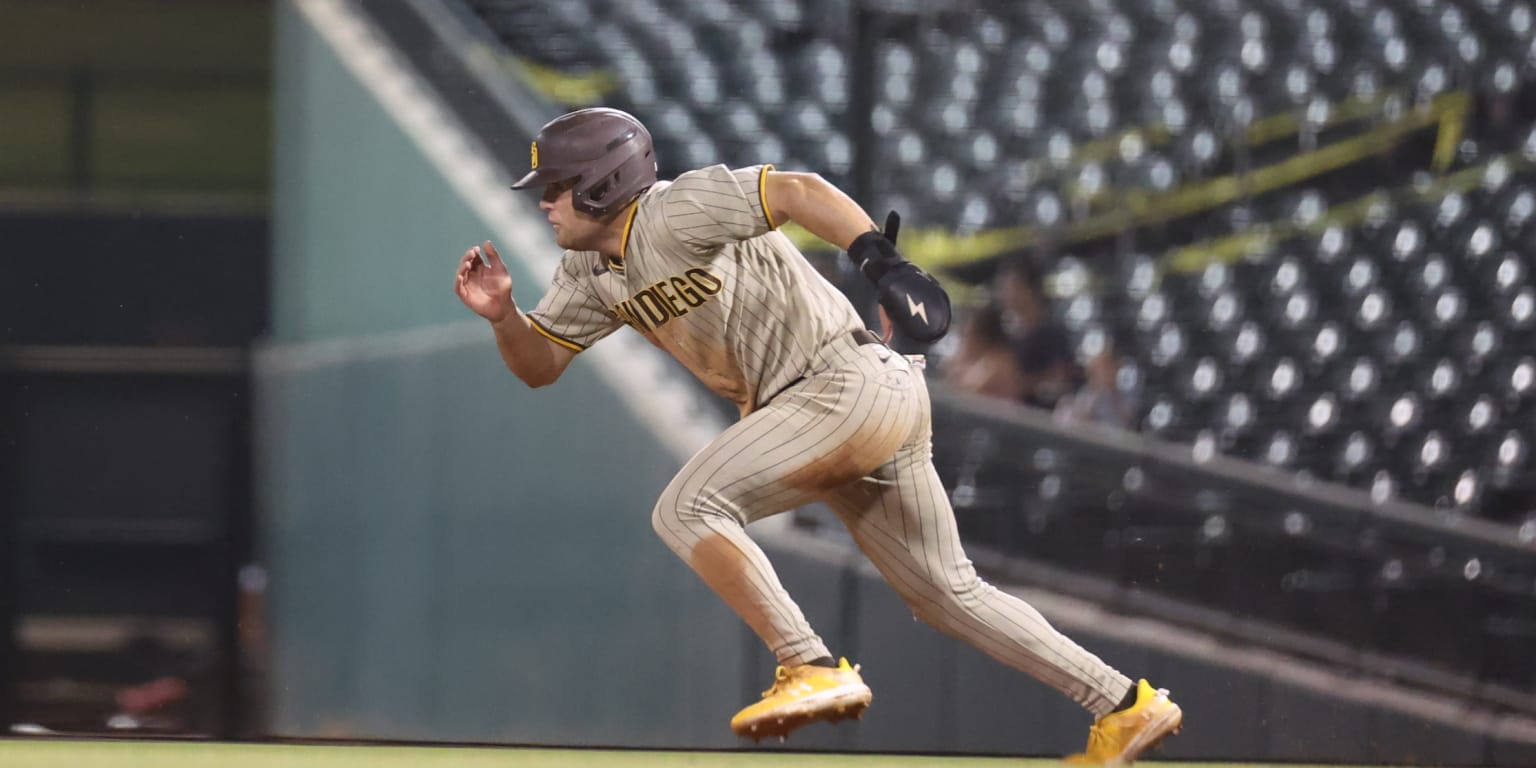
left=848, top=213, right=951, bottom=343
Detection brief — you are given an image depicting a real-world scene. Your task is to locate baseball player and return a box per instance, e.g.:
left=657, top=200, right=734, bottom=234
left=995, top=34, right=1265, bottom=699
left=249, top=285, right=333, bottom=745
left=453, top=107, right=1183, bottom=764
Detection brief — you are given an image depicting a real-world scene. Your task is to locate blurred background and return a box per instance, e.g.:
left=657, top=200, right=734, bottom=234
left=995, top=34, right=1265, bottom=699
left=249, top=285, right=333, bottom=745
left=2, top=0, right=1536, bottom=764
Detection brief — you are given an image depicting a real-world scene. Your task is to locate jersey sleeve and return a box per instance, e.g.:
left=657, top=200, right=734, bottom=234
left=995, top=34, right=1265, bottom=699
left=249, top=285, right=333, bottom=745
left=656, top=163, right=779, bottom=254
left=524, top=253, right=622, bottom=352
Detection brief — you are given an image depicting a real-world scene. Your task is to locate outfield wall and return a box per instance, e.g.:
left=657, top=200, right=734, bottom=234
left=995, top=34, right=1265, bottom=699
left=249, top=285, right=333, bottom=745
left=258, top=1, right=1536, bottom=764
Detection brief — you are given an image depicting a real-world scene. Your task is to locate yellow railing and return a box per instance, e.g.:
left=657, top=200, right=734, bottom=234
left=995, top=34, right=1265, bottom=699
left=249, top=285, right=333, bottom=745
left=1163, top=153, right=1525, bottom=275
left=783, top=91, right=1474, bottom=279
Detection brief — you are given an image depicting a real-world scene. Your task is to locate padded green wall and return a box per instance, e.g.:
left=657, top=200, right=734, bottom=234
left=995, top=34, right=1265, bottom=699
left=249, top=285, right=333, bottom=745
left=262, top=0, right=746, bottom=746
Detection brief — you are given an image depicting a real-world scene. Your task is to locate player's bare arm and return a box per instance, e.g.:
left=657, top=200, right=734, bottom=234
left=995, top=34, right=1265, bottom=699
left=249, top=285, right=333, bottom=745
left=453, top=240, right=576, bottom=387
left=764, top=170, right=952, bottom=342
left=761, top=170, right=877, bottom=249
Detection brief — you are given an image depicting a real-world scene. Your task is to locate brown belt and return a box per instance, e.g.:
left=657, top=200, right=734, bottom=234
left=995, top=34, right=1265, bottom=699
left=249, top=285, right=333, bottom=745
left=851, top=329, right=883, bottom=346
left=762, top=330, right=886, bottom=406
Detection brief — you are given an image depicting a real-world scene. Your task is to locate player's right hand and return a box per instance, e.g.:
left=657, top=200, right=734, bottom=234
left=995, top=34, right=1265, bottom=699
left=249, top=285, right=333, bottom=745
left=454, top=240, right=516, bottom=323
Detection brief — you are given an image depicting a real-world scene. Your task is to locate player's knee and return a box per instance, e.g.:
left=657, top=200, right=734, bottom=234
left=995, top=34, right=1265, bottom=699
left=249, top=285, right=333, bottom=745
left=651, top=494, right=685, bottom=546
left=657, top=483, right=741, bottom=525
left=651, top=488, right=730, bottom=547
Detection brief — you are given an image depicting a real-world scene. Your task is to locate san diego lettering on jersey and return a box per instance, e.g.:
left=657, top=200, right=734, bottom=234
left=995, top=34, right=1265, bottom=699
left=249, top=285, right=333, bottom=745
left=612, top=267, right=725, bottom=332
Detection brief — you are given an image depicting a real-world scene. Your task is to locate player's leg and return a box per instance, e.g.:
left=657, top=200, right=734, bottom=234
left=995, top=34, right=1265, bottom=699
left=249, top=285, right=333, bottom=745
left=822, top=444, right=1133, bottom=715
left=650, top=338, right=917, bottom=737
left=823, top=360, right=1182, bottom=761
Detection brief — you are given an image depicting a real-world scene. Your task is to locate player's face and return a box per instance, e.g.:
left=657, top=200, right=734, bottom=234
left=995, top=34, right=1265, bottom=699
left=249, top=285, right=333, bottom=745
left=538, top=179, right=601, bottom=250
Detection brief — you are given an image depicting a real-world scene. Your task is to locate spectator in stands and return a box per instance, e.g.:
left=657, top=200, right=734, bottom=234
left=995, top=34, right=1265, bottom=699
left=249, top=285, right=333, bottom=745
left=1055, top=340, right=1139, bottom=430
left=943, top=303, right=1027, bottom=401
left=996, top=256, right=1079, bottom=409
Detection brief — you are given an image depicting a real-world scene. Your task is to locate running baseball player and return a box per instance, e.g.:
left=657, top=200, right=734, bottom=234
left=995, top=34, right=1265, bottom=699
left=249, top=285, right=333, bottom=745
left=452, top=107, right=1183, bottom=764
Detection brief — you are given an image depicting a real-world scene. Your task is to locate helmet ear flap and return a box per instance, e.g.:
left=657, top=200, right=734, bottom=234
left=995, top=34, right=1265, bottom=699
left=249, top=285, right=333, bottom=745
left=589, top=174, right=615, bottom=204
left=574, top=175, right=611, bottom=216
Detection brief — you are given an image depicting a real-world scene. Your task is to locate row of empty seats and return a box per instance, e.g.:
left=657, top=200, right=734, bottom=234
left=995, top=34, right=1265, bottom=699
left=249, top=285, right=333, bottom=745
left=467, top=0, right=1536, bottom=522
left=1051, top=161, right=1536, bottom=516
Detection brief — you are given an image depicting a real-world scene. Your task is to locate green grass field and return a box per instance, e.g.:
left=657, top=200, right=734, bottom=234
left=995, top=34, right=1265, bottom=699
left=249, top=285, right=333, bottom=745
left=0, top=740, right=1409, bottom=768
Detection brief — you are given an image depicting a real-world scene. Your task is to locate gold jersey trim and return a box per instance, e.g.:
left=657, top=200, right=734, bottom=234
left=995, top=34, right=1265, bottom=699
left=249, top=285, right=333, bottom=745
left=527, top=315, right=585, bottom=352
left=618, top=200, right=640, bottom=263
left=759, top=163, right=779, bottom=229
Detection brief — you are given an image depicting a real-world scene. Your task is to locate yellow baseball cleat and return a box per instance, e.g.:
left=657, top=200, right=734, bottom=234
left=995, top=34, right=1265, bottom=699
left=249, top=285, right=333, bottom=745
left=730, top=658, right=872, bottom=741
left=1064, top=679, right=1184, bottom=766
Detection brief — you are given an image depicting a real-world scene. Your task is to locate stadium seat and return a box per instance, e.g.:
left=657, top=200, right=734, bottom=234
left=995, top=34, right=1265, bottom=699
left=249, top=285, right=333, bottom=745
left=1383, top=392, right=1424, bottom=447
left=1490, top=430, right=1531, bottom=486
left=1504, top=287, right=1536, bottom=331
left=1464, top=320, right=1503, bottom=376
left=1143, top=395, right=1182, bottom=438
left=1424, top=287, right=1468, bottom=333
left=1503, top=356, right=1536, bottom=402
left=1308, top=321, right=1347, bottom=372
left=1207, top=289, right=1245, bottom=333
left=1219, top=390, right=1257, bottom=448
left=1489, top=253, right=1529, bottom=296
left=1263, top=356, right=1303, bottom=401
left=1381, top=320, right=1423, bottom=368
left=1353, top=287, right=1394, bottom=332
left=1185, top=356, right=1224, bottom=402
left=1422, top=357, right=1463, bottom=401
left=1465, top=394, right=1501, bottom=438
left=1263, top=428, right=1299, bottom=469
left=1340, top=356, right=1383, bottom=403
left=1338, top=430, right=1377, bottom=480
left=1150, top=322, right=1189, bottom=369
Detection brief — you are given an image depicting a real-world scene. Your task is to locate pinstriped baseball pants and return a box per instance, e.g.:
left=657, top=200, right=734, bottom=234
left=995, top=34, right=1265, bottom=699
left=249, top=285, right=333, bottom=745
left=651, top=336, right=1133, bottom=717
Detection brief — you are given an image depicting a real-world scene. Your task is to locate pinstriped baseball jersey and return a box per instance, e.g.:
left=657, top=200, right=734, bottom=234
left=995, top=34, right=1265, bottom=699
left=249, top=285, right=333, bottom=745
left=525, top=164, right=864, bottom=415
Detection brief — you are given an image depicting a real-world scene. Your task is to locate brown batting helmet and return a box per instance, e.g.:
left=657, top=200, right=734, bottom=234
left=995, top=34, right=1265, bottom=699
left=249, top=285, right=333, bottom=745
left=510, top=107, right=657, bottom=217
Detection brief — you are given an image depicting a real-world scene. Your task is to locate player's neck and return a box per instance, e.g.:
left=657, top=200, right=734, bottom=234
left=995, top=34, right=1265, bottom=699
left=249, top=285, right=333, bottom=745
left=594, top=199, right=640, bottom=261
left=594, top=222, right=627, bottom=260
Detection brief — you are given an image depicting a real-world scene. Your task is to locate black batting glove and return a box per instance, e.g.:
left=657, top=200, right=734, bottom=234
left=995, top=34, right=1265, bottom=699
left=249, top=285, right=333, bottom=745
left=846, top=215, right=952, bottom=343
